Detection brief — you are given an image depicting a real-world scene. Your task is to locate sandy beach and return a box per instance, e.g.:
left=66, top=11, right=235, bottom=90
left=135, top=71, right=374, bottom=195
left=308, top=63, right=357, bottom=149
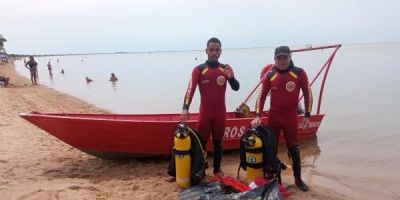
left=0, top=62, right=349, bottom=200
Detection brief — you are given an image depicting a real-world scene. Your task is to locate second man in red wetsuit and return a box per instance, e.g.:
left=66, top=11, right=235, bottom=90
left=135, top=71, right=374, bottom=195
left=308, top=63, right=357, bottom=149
left=251, top=46, right=312, bottom=191
left=181, top=37, right=240, bottom=174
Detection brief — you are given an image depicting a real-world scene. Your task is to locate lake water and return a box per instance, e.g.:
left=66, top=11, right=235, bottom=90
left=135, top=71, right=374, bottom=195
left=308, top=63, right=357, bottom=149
left=14, top=45, right=341, bottom=114
left=15, top=42, right=400, bottom=199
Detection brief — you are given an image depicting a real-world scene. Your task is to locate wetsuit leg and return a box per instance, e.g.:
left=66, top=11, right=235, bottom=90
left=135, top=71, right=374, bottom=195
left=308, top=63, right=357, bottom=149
left=288, top=146, right=309, bottom=191
left=212, top=139, right=222, bottom=174
left=197, top=113, right=212, bottom=148
left=267, top=114, right=283, bottom=145
left=211, top=114, right=226, bottom=141
left=283, top=114, right=308, bottom=191
left=282, top=115, right=299, bottom=148
left=211, top=114, right=226, bottom=173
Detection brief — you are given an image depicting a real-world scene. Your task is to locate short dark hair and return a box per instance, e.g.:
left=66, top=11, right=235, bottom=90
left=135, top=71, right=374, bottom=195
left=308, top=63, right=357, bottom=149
left=207, top=37, right=221, bottom=47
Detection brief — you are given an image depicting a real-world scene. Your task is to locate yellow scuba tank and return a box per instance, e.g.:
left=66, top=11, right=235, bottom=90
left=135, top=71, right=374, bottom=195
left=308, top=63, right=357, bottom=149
left=245, top=132, right=263, bottom=182
left=240, top=103, right=251, bottom=118
left=235, top=103, right=251, bottom=118
left=174, top=123, right=191, bottom=188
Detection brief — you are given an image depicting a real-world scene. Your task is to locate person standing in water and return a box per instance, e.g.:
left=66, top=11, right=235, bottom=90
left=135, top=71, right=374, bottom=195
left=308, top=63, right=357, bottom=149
left=25, top=56, right=38, bottom=85
left=251, top=46, right=312, bottom=192
left=85, top=76, right=93, bottom=83
left=181, top=37, right=240, bottom=175
left=47, top=61, right=52, bottom=73
left=109, top=73, right=118, bottom=82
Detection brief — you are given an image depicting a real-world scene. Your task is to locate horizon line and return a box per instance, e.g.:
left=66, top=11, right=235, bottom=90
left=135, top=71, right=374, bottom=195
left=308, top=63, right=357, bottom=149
left=7, top=40, right=400, bottom=57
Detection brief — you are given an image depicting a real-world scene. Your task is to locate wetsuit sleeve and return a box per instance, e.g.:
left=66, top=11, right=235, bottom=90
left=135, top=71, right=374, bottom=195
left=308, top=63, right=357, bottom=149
left=300, top=70, right=312, bottom=117
left=228, top=77, right=239, bottom=91
left=260, top=64, right=272, bottom=80
left=182, top=67, right=200, bottom=110
left=255, top=77, right=270, bottom=117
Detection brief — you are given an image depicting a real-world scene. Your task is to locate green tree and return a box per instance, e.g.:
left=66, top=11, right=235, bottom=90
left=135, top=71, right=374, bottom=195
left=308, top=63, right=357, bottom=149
left=0, top=34, right=7, bottom=52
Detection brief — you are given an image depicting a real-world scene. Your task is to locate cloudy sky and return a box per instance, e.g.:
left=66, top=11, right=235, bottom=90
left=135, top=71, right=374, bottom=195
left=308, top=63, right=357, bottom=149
left=1, top=0, right=399, bottom=54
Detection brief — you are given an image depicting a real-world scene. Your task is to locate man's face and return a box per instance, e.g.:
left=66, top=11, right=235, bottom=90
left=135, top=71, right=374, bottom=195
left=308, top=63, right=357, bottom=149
left=274, top=55, right=291, bottom=70
left=206, top=42, right=221, bottom=62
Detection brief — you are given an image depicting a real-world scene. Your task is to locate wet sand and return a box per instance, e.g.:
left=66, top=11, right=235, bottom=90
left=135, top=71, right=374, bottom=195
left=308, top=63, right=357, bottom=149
left=0, top=62, right=349, bottom=199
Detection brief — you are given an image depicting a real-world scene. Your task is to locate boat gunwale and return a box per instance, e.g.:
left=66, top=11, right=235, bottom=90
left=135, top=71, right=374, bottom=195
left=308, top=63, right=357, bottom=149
left=19, top=112, right=325, bottom=123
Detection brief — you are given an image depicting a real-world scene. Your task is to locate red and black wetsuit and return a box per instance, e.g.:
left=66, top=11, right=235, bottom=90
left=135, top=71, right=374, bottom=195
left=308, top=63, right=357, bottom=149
left=184, top=61, right=239, bottom=141
left=260, top=64, right=273, bottom=80
left=183, top=60, right=239, bottom=173
left=256, top=63, right=312, bottom=147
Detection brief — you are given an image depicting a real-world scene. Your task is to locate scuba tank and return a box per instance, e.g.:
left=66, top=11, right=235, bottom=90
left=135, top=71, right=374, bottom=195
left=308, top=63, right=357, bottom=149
left=238, top=126, right=286, bottom=183
left=243, top=128, right=264, bottom=182
left=167, top=122, right=207, bottom=188
left=174, top=123, right=191, bottom=188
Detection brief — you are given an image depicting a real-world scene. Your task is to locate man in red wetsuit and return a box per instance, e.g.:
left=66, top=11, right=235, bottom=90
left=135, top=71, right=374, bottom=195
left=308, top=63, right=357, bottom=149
left=251, top=46, right=312, bottom=191
left=181, top=37, right=240, bottom=174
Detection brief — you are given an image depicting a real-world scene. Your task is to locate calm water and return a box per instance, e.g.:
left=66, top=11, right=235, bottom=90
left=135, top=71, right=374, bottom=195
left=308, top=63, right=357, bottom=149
left=15, top=43, right=400, bottom=199
left=15, top=46, right=338, bottom=114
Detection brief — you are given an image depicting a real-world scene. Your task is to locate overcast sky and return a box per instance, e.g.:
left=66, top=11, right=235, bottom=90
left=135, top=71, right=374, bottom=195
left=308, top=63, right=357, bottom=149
left=1, top=0, right=399, bottom=54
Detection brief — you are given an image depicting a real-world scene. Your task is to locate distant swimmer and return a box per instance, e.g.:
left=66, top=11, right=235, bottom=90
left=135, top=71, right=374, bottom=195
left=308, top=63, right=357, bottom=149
left=85, top=76, right=93, bottom=83
left=109, top=73, right=118, bottom=82
left=61, top=69, right=65, bottom=74
left=195, top=57, right=198, bottom=60
left=47, top=61, right=52, bottom=73
left=57, top=59, right=59, bottom=63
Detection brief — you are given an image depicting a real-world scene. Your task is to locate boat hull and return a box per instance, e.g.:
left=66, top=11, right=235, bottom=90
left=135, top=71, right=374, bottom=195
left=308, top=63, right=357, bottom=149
left=20, top=112, right=324, bottom=159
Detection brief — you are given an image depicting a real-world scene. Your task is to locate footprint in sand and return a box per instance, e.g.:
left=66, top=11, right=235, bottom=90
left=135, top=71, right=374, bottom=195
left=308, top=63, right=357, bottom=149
left=68, top=185, right=100, bottom=192
left=67, top=174, right=80, bottom=178
left=41, top=169, right=60, bottom=176
left=16, top=189, right=43, bottom=200
left=67, top=185, right=81, bottom=190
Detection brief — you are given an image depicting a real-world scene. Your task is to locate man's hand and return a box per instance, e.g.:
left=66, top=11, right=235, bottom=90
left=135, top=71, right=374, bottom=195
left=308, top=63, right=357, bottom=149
left=250, top=116, right=262, bottom=128
left=180, top=109, right=190, bottom=122
left=225, top=64, right=234, bottom=79
left=301, top=117, right=310, bottom=128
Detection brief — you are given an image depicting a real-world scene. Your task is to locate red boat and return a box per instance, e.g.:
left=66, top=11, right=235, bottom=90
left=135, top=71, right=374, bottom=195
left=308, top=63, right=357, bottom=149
left=19, top=44, right=341, bottom=159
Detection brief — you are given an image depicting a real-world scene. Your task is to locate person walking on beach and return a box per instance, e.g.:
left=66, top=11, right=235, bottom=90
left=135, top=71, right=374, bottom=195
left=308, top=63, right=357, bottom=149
left=181, top=37, right=240, bottom=175
left=25, top=56, right=38, bottom=85
left=251, top=46, right=312, bottom=192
